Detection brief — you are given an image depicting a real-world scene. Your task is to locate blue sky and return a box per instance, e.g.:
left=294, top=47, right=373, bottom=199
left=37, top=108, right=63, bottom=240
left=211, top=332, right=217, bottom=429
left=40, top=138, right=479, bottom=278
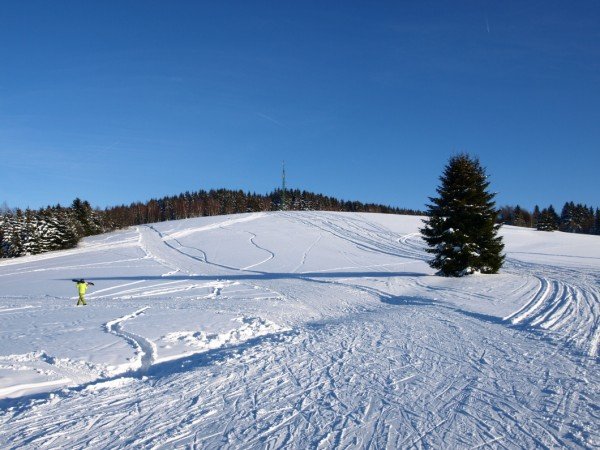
left=1, top=1, right=598, bottom=211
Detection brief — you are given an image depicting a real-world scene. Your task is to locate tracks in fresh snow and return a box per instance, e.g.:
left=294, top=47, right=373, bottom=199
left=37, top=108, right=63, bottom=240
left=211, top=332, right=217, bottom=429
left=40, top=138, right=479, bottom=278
left=2, top=304, right=597, bottom=449
left=241, top=231, right=275, bottom=270
left=1, top=213, right=598, bottom=449
left=104, top=307, right=156, bottom=373
left=505, top=260, right=600, bottom=358
left=386, top=216, right=600, bottom=360
left=285, top=212, right=429, bottom=262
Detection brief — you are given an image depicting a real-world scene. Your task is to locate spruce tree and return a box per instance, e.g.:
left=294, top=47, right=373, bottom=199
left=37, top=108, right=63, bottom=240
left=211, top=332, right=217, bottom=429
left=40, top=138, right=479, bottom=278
left=537, top=205, right=559, bottom=231
left=71, top=198, right=102, bottom=236
left=421, top=154, right=504, bottom=276
left=8, top=209, right=24, bottom=257
left=532, top=205, right=541, bottom=228
left=547, top=205, right=560, bottom=230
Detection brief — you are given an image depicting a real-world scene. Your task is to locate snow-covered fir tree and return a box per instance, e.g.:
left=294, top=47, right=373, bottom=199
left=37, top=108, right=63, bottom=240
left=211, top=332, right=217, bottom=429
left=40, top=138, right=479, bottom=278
left=0, top=200, right=110, bottom=258
left=71, top=198, right=103, bottom=236
left=421, top=154, right=504, bottom=276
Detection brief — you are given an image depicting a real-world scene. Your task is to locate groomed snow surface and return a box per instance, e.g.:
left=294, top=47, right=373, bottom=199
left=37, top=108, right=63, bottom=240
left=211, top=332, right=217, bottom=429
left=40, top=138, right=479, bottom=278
left=1, top=211, right=598, bottom=449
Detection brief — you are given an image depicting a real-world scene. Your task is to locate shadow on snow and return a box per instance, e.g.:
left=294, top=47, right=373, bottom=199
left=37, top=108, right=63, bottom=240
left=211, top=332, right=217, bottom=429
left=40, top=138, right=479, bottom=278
left=58, top=270, right=429, bottom=283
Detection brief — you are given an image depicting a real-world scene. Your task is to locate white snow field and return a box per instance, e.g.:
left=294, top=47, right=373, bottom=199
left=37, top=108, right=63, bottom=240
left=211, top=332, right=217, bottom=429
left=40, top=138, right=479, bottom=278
left=0, top=211, right=598, bottom=449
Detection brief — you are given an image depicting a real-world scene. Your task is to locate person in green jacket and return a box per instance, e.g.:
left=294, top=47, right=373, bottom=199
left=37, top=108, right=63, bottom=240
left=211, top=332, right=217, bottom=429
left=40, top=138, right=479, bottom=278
left=75, top=279, right=94, bottom=306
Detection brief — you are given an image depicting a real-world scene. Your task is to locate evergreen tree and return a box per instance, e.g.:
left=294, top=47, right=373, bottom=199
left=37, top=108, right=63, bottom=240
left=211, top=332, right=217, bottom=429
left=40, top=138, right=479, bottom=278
left=57, top=208, right=80, bottom=249
left=512, top=205, right=531, bottom=227
left=21, top=209, right=42, bottom=255
left=560, top=202, right=576, bottom=232
left=584, top=205, right=595, bottom=234
left=532, top=205, right=541, bottom=228
left=421, top=154, right=504, bottom=276
left=537, top=205, right=559, bottom=231
left=497, top=206, right=515, bottom=225
left=71, top=198, right=102, bottom=236
left=7, top=209, right=24, bottom=257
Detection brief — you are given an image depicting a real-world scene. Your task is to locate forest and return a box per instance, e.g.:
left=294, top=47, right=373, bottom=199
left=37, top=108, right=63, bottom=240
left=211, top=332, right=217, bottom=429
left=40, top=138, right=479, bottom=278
left=0, top=188, right=422, bottom=258
left=498, top=202, right=600, bottom=234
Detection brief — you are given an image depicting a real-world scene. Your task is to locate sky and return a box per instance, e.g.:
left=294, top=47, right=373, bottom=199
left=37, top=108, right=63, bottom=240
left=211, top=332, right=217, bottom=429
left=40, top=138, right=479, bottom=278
left=1, top=1, right=599, bottom=212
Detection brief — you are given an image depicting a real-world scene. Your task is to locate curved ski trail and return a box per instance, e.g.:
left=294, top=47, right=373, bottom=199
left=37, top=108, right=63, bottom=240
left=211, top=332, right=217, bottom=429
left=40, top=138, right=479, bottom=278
left=104, top=307, right=157, bottom=373
left=240, top=231, right=275, bottom=270
left=505, top=260, right=600, bottom=358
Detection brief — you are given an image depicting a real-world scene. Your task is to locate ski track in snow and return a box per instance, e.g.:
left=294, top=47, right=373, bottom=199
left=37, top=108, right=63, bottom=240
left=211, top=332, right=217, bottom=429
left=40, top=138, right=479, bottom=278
left=285, top=212, right=429, bottom=262
left=504, top=259, right=600, bottom=358
left=2, top=306, right=597, bottom=449
left=295, top=233, right=322, bottom=272
left=240, top=231, right=275, bottom=271
left=104, top=307, right=156, bottom=373
left=0, top=212, right=598, bottom=449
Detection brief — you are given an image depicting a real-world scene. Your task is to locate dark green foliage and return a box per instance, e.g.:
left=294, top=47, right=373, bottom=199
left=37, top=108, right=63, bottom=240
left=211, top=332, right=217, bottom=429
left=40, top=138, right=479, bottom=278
left=71, top=198, right=103, bottom=237
left=502, top=202, right=598, bottom=235
left=498, top=205, right=532, bottom=227
left=536, top=205, right=560, bottom=231
left=103, top=188, right=424, bottom=229
left=559, top=201, right=596, bottom=234
left=421, top=154, right=504, bottom=277
left=532, top=205, right=541, bottom=228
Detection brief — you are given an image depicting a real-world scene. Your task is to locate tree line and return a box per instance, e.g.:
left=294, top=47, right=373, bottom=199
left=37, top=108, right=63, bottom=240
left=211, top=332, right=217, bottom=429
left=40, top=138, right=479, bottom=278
left=3, top=184, right=596, bottom=261
left=103, top=188, right=421, bottom=228
left=498, top=202, right=600, bottom=234
left=0, top=188, right=423, bottom=258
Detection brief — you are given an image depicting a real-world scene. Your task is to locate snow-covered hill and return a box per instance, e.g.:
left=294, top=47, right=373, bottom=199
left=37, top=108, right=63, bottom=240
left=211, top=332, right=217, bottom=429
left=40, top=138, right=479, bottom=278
left=1, top=212, right=598, bottom=448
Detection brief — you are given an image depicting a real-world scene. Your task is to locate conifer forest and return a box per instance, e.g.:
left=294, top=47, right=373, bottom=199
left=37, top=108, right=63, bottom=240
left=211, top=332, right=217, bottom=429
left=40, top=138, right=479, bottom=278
left=0, top=189, right=422, bottom=258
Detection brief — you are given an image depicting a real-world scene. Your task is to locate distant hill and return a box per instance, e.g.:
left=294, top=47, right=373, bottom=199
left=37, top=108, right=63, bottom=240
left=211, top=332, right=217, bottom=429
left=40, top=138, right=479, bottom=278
left=1, top=188, right=423, bottom=258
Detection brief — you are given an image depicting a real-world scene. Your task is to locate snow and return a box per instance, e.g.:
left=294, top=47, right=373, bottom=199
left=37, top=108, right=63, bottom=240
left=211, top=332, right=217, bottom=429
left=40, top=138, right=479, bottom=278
left=0, top=212, right=598, bottom=448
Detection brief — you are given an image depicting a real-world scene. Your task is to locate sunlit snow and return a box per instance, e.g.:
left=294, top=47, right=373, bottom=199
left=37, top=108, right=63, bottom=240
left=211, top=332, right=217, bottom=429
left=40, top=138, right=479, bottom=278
left=1, top=211, right=598, bottom=448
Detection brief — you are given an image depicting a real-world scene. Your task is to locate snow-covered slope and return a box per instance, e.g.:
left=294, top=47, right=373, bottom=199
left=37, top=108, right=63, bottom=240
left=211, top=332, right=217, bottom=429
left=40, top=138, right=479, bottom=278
left=1, top=212, right=598, bottom=448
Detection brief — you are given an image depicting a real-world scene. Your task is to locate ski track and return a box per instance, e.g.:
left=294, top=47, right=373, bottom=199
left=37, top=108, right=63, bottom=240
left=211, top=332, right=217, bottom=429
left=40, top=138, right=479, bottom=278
left=377, top=214, right=600, bottom=360
left=0, top=307, right=157, bottom=396
left=104, top=307, right=156, bottom=373
left=504, top=259, right=600, bottom=358
left=1, top=212, right=599, bottom=449
left=284, top=212, right=430, bottom=262
left=240, top=231, right=275, bottom=271
left=292, top=233, right=323, bottom=273
left=2, top=306, right=597, bottom=449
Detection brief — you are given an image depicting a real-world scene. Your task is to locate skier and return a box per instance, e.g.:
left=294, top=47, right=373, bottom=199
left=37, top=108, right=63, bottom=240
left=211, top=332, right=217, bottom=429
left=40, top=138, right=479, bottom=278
left=74, top=279, right=94, bottom=306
